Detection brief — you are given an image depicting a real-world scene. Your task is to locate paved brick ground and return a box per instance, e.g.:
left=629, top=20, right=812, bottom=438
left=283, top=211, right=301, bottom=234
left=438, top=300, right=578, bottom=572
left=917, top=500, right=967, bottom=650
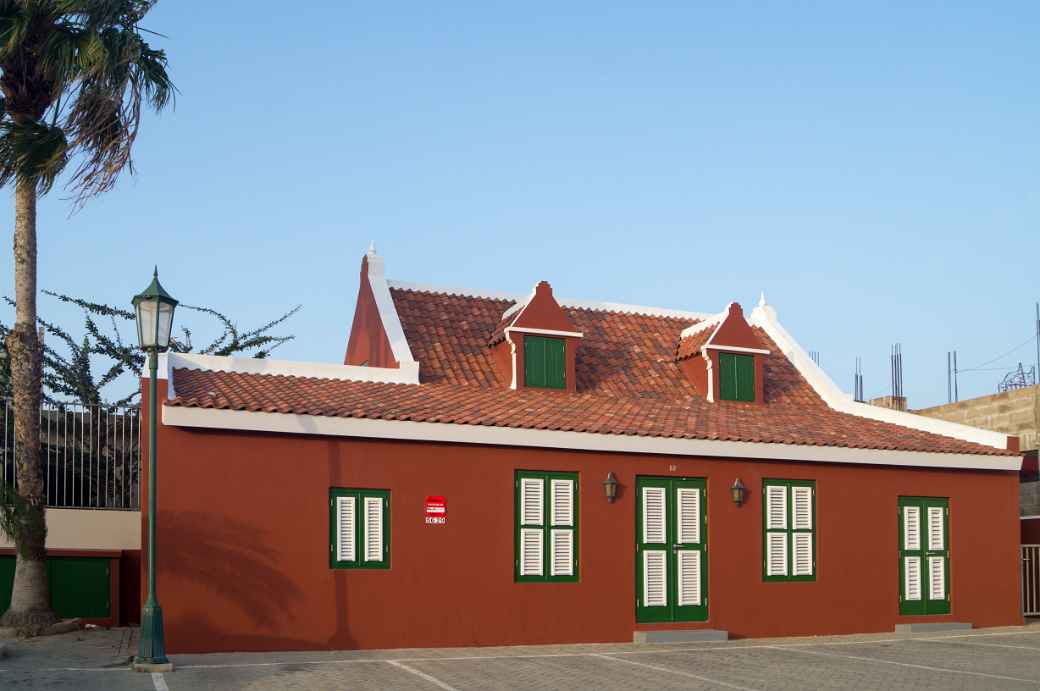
left=5, top=623, right=1040, bottom=689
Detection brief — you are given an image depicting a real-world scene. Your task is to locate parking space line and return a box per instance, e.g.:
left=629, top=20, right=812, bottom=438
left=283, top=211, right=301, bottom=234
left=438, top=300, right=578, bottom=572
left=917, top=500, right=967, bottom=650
left=387, top=660, right=461, bottom=691
left=151, top=672, right=170, bottom=691
left=593, top=653, right=761, bottom=691
left=770, top=645, right=1039, bottom=685
left=918, top=638, right=1040, bottom=652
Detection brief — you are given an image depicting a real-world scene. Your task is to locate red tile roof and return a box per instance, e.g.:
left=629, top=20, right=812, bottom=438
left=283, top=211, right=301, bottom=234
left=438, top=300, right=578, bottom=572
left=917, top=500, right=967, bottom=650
left=675, top=326, right=714, bottom=361
left=167, top=287, right=1013, bottom=457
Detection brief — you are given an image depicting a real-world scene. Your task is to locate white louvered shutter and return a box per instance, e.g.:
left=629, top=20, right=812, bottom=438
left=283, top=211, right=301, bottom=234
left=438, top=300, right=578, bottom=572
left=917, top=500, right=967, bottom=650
left=904, top=557, right=921, bottom=601
left=792, top=533, right=812, bottom=576
left=549, top=479, right=574, bottom=577
left=792, top=487, right=812, bottom=530
left=903, top=507, right=920, bottom=550
left=520, top=528, right=543, bottom=576
left=336, top=496, right=356, bottom=562
left=643, top=550, right=667, bottom=607
left=551, top=529, right=573, bottom=576
left=643, top=487, right=666, bottom=544
left=677, top=488, right=700, bottom=544
left=520, top=478, right=544, bottom=526
left=766, top=485, right=787, bottom=529
left=928, top=556, right=946, bottom=600
left=927, top=507, right=945, bottom=551
left=363, top=496, right=383, bottom=562
left=677, top=550, right=702, bottom=606
left=767, top=532, right=788, bottom=576
left=551, top=479, right=574, bottom=526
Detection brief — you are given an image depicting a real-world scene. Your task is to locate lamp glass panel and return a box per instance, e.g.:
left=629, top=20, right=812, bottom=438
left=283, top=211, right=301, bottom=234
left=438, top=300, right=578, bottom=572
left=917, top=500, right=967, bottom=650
left=156, top=301, right=175, bottom=348
left=136, top=300, right=158, bottom=348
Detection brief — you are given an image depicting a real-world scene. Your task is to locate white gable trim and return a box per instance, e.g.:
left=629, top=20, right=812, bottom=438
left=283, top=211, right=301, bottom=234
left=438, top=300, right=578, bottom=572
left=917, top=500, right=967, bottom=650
left=748, top=299, right=1013, bottom=452
left=388, top=280, right=711, bottom=321
left=679, top=312, right=724, bottom=339
left=162, top=405, right=1021, bottom=471
left=366, top=249, right=420, bottom=381
left=155, top=352, right=419, bottom=388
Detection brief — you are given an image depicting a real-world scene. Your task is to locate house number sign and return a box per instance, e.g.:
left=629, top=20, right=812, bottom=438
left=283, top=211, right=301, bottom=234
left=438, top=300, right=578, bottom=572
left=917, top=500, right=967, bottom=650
left=425, top=496, right=446, bottom=525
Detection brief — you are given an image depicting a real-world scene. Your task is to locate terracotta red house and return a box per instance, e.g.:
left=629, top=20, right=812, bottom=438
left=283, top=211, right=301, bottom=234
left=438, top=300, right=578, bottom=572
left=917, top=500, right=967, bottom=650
left=143, top=247, right=1023, bottom=653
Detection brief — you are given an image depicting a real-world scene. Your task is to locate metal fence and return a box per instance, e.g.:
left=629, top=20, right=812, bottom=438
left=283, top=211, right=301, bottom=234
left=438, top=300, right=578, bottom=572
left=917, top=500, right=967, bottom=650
left=1024, top=545, right=1040, bottom=616
left=1, top=397, right=140, bottom=510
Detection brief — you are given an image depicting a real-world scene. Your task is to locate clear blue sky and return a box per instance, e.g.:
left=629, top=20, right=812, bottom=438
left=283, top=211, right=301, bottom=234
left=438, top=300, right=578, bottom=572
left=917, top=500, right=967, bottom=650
left=2, top=1, right=1038, bottom=407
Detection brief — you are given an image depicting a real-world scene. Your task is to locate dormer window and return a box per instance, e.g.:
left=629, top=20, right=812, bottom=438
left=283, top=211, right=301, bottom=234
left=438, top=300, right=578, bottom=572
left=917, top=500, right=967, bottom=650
left=675, top=302, right=770, bottom=403
left=524, top=335, right=565, bottom=389
left=718, top=352, right=755, bottom=402
left=488, top=281, right=583, bottom=391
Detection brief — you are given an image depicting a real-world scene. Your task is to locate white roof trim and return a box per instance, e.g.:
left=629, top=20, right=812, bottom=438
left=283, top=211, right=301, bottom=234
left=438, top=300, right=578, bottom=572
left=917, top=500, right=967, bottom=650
left=703, top=345, right=771, bottom=355
left=506, top=327, right=584, bottom=338
left=748, top=298, right=1014, bottom=452
left=388, top=280, right=711, bottom=321
left=680, top=311, right=725, bottom=339
left=162, top=405, right=1021, bottom=471
left=1021, top=515, right=1040, bottom=521
left=156, top=352, right=419, bottom=387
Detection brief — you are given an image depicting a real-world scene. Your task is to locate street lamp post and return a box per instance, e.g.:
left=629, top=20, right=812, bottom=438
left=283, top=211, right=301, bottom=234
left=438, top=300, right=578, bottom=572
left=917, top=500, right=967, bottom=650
left=132, top=268, right=178, bottom=673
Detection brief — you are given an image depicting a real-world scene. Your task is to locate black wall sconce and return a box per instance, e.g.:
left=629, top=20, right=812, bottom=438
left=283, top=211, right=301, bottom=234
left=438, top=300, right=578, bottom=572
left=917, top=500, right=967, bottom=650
left=603, top=472, right=618, bottom=503
left=730, top=478, right=748, bottom=507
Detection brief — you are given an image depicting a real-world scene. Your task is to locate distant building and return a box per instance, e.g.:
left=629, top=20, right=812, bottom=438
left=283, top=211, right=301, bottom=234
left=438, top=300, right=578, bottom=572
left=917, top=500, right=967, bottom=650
left=913, top=387, right=1040, bottom=543
left=915, top=386, right=1039, bottom=454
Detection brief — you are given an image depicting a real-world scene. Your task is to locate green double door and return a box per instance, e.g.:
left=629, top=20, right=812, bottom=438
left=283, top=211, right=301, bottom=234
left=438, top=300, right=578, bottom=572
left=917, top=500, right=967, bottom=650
left=636, top=477, right=707, bottom=623
left=898, top=496, right=950, bottom=615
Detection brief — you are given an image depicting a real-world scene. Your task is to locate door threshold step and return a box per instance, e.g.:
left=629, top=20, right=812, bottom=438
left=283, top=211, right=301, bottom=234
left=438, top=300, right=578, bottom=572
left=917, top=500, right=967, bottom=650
left=634, top=629, right=729, bottom=643
left=895, top=622, right=972, bottom=633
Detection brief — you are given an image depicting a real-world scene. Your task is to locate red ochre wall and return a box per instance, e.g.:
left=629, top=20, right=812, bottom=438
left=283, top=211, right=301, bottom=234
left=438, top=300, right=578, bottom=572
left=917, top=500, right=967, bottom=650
left=141, top=383, right=1023, bottom=653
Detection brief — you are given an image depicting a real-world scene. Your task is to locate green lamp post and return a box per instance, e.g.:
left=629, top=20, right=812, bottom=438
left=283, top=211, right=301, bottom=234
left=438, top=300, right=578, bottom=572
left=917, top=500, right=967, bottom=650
left=132, top=268, right=177, bottom=672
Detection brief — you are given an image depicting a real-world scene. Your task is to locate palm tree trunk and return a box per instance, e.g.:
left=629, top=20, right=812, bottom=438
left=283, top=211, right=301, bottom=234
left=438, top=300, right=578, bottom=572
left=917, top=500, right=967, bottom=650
left=1, top=177, right=57, bottom=631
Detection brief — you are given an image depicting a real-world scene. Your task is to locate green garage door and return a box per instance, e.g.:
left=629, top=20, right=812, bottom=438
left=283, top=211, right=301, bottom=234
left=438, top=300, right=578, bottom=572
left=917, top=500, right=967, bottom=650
left=0, top=556, right=111, bottom=619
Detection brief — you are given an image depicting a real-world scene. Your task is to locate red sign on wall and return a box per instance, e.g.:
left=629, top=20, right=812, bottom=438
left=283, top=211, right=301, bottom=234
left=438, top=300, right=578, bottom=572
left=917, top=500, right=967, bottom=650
left=425, top=496, right=446, bottom=525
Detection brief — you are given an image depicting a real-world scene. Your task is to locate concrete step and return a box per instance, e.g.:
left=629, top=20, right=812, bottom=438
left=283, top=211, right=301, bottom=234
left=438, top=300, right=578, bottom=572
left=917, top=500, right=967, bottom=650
left=634, top=629, right=729, bottom=643
left=895, top=622, right=972, bottom=633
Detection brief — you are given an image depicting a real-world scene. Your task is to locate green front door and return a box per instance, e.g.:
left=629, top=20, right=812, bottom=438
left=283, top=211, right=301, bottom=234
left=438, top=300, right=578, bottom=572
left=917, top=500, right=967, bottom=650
left=898, top=496, right=950, bottom=615
left=636, top=477, right=707, bottom=623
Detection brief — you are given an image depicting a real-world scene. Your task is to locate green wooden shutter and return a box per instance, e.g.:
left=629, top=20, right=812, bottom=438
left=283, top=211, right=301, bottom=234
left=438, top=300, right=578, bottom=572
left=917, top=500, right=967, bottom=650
left=545, top=337, right=566, bottom=389
left=735, top=354, right=755, bottom=401
left=330, top=488, right=390, bottom=569
left=524, top=335, right=546, bottom=387
left=523, top=336, right=565, bottom=389
left=636, top=478, right=671, bottom=621
left=516, top=471, right=578, bottom=582
left=673, top=479, right=708, bottom=622
left=719, top=352, right=738, bottom=401
left=719, top=352, right=754, bottom=401
left=763, top=480, right=815, bottom=581
left=899, top=496, right=949, bottom=615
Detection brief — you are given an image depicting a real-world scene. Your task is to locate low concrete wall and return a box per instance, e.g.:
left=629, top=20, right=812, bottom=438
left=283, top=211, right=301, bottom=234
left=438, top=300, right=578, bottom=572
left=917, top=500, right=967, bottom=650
left=915, top=385, right=1039, bottom=452
left=0, top=509, right=140, bottom=550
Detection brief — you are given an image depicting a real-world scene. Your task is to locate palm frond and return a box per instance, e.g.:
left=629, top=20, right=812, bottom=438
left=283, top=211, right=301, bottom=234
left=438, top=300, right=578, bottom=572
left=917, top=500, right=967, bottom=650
left=0, top=118, right=69, bottom=192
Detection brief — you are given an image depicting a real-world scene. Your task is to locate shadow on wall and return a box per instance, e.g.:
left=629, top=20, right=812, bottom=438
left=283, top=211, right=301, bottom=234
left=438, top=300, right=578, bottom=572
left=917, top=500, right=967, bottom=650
left=327, top=440, right=351, bottom=650
left=163, top=511, right=304, bottom=630
left=173, top=609, right=324, bottom=653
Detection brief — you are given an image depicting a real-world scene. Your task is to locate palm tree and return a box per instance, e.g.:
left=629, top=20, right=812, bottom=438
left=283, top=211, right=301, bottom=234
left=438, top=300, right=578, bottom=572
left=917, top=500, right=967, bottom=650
left=0, top=1, right=173, bottom=631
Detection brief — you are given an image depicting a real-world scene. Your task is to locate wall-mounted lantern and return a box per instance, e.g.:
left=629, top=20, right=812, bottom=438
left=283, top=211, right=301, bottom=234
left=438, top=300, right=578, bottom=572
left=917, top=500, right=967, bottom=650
left=603, top=472, right=618, bottom=503
left=730, top=478, right=748, bottom=507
